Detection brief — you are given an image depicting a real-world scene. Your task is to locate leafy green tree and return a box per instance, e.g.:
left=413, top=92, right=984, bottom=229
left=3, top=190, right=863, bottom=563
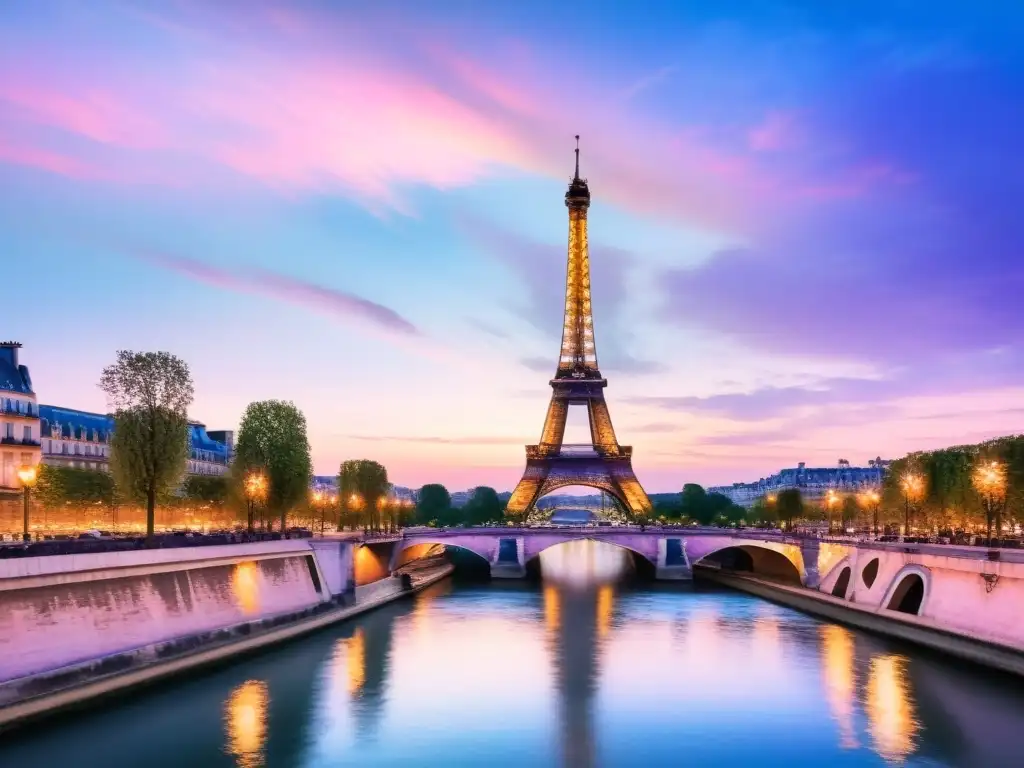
left=775, top=488, right=803, bottom=528
left=679, top=483, right=710, bottom=524
left=100, top=350, right=193, bottom=541
left=749, top=497, right=778, bottom=527
left=465, top=486, right=503, bottom=526
left=337, top=459, right=390, bottom=531
left=841, top=495, right=859, bottom=530
left=705, top=492, right=733, bottom=525
left=35, top=464, right=118, bottom=506
left=234, top=400, right=312, bottom=530
left=182, top=474, right=228, bottom=504
left=417, top=484, right=452, bottom=526
left=723, top=503, right=747, bottom=526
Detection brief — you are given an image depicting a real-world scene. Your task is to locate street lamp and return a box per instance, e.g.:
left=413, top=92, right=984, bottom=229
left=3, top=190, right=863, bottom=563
left=900, top=472, right=924, bottom=538
left=826, top=490, right=839, bottom=536
left=859, top=490, right=881, bottom=538
left=244, top=471, right=267, bottom=535
left=973, top=460, right=1006, bottom=546
left=17, top=464, right=38, bottom=543
left=311, top=490, right=327, bottom=536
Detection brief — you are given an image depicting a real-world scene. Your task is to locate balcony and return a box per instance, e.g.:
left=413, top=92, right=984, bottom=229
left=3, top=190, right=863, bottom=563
left=0, top=437, right=41, bottom=447
left=0, top=404, right=38, bottom=419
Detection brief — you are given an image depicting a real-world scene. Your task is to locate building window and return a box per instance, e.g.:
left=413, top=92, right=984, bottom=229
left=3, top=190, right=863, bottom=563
left=23, top=426, right=31, bottom=442
left=4, top=423, right=11, bottom=439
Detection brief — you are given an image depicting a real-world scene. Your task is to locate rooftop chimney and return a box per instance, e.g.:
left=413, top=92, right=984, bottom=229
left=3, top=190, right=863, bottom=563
left=0, top=341, right=21, bottom=368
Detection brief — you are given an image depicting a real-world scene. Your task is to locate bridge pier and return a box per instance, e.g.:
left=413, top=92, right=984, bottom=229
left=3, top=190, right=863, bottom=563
left=655, top=537, right=692, bottom=581
left=490, top=537, right=526, bottom=578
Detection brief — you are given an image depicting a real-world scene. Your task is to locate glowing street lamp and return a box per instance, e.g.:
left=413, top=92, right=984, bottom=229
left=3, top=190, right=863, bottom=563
left=244, top=471, right=267, bottom=535
left=973, top=460, right=1006, bottom=545
left=859, top=490, right=881, bottom=538
left=900, top=473, right=924, bottom=537
left=17, top=464, right=38, bottom=543
left=826, top=490, right=840, bottom=535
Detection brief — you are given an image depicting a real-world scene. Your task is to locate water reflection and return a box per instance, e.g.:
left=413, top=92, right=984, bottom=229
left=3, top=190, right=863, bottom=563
left=5, top=551, right=1024, bottom=768
left=224, top=680, right=268, bottom=768
left=232, top=561, right=260, bottom=616
left=538, top=539, right=630, bottom=587
left=821, top=625, right=859, bottom=749
left=866, top=654, right=920, bottom=763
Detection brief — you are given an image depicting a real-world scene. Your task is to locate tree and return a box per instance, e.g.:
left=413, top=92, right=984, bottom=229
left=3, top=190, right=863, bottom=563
left=417, top=484, right=452, bottom=526
left=776, top=488, right=803, bottom=528
left=841, top=495, right=859, bottom=531
left=705, top=492, right=733, bottom=525
left=234, top=400, right=312, bottom=531
left=465, top=486, right=503, bottom=526
left=100, top=350, right=193, bottom=541
left=338, top=459, right=390, bottom=531
left=680, top=483, right=710, bottom=524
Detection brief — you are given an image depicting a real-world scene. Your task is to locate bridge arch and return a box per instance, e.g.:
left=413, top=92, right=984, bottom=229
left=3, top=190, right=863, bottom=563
left=819, top=555, right=854, bottom=598
left=392, top=537, right=493, bottom=574
left=690, top=538, right=805, bottom=585
left=882, top=565, right=931, bottom=616
left=524, top=536, right=657, bottom=580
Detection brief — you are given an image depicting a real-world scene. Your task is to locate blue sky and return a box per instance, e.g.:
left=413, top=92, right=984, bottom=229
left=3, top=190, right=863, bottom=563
left=3, top=1, right=1023, bottom=491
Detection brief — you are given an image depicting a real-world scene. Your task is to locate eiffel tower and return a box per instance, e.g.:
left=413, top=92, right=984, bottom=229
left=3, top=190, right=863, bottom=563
left=507, top=138, right=652, bottom=518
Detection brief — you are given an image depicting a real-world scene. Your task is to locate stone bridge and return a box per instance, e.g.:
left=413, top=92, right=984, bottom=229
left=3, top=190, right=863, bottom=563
left=392, top=527, right=821, bottom=582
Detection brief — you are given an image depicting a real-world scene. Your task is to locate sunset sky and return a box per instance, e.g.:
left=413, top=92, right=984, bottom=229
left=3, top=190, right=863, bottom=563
left=3, top=1, right=1023, bottom=492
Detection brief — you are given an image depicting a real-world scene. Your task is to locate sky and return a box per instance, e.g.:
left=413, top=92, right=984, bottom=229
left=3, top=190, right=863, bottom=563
left=2, top=0, right=1024, bottom=492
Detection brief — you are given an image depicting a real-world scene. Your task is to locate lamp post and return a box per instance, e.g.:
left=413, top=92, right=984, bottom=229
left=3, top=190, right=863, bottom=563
left=311, top=490, right=326, bottom=536
left=900, top=472, right=924, bottom=538
left=244, top=471, right=267, bottom=535
left=350, top=493, right=364, bottom=533
left=859, top=490, right=881, bottom=538
left=826, top=490, right=839, bottom=536
left=973, top=460, right=1006, bottom=546
left=17, top=464, right=38, bottom=543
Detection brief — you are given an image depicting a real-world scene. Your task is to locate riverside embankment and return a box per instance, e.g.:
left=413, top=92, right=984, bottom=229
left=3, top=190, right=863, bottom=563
left=698, top=566, right=1024, bottom=676
left=0, top=536, right=451, bottom=732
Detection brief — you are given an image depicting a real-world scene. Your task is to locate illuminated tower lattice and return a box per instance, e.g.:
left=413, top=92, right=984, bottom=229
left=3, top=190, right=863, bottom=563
left=507, top=138, right=652, bottom=517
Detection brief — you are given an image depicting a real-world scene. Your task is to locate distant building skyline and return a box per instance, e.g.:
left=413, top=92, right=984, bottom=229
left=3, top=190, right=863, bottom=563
left=708, top=459, right=891, bottom=508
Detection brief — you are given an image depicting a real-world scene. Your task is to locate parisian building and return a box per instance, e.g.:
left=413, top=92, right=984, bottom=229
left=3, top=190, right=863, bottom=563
left=0, top=342, right=41, bottom=490
left=2, top=341, right=232, bottom=481
left=708, top=458, right=891, bottom=507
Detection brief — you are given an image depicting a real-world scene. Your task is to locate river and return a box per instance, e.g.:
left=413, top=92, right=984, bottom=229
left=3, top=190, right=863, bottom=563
left=1, top=540, right=1022, bottom=767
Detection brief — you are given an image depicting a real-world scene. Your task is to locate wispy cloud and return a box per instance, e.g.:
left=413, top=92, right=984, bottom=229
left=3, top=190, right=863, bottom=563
left=137, top=250, right=419, bottom=336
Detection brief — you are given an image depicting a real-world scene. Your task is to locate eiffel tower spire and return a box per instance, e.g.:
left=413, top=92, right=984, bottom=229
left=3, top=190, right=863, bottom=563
left=560, top=136, right=598, bottom=378
left=506, top=137, right=652, bottom=519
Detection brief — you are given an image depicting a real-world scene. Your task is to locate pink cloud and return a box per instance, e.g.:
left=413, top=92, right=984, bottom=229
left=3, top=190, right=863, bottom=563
left=747, top=110, right=801, bottom=152
left=137, top=250, right=419, bottom=335
left=0, top=4, right=915, bottom=234
left=0, top=81, right=169, bottom=149
left=0, top=137, right=105, bottom=179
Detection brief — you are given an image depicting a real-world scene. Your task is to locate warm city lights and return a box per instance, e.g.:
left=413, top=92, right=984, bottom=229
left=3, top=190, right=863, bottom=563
left=16, top=464, right=38, bottom=488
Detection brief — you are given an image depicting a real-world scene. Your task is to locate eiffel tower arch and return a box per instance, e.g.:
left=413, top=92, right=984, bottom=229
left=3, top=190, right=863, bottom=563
left=507, top=138, right=653, bottom=518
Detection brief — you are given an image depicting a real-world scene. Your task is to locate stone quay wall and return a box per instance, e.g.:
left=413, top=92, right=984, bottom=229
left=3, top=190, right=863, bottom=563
left=0, top=539, right=358, bottom=686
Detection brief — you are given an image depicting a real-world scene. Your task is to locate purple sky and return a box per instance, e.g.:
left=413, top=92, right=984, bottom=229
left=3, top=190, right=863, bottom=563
left=3, top=1, right=1023, bottom=491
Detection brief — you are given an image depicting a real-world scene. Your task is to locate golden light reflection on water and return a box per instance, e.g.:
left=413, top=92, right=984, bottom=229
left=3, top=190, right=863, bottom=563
left=866, top=654, right=919, bottom=763
left=346, top=628, right=366, bottom=695
left=821, top=625, right=859, bottom=749
left=544, top=585, right=560, bottom=633
left=596, top=585, right=614, bottom=638
left=232, top=562, right=260, bottom=616
left=224, top=680, right=268, bottom=768
left=539, top=539, right=630, bottom=587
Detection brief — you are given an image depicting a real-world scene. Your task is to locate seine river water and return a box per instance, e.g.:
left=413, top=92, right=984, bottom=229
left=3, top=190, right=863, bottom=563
left=3, top=540, right=1024, bottom=767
